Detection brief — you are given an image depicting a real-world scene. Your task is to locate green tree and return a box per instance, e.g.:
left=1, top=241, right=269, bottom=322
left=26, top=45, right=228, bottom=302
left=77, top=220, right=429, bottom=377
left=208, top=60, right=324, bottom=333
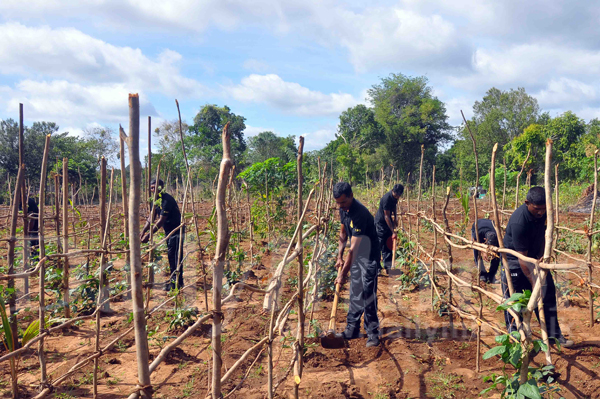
left=247, top=131, right=297, bottom=164
left=368, top=73, right=452, bottom=178
left=334, top=105, right=384, bottom=183
left=188, top=105, right=247, bottom=173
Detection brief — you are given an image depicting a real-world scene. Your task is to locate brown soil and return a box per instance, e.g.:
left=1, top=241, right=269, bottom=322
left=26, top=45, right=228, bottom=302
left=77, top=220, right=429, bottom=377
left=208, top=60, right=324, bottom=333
left=1, top=199, right=600, bottom=398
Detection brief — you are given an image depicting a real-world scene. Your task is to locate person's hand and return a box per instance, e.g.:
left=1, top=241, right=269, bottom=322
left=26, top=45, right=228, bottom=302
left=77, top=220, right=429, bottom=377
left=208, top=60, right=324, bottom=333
left=334, top=270, right=345, bottom=286
left=141, top=234, right=149, bottom=244
left=335, top=257, right=344, bottom=270
left=392, top=233, right=397, bottom=241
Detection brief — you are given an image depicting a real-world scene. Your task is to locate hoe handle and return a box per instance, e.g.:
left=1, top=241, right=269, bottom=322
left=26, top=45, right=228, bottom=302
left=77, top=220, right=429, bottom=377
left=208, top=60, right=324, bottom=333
left=391, top=232, right=398, bottom=267
left=328, top=281, right=341, bottom=331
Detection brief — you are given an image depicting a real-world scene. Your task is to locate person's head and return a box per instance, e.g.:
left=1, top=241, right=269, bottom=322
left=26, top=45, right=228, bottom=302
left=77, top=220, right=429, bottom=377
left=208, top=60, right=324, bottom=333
left=333, top=182, right=353, bottom=211
left=525, top=186, right=546, bottom=219
left=484, top=230, right=498, bottom=247
left=392, top=184, right=404, bottom=199
left=150, top=178, right=164, bottom=193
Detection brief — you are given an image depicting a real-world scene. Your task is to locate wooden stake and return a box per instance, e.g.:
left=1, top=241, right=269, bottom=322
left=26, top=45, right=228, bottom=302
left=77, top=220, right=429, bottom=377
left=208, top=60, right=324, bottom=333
left=125, top=93, right=152, bottom=398
left=588, top=151, right=598, bottom=326
left=62, top=158, right=70, bottom=318
left=38, top=135, right=50, bottom=388
left=293, top=137, right=305, bottom=398
left=212, top=122, right=233, bottom=399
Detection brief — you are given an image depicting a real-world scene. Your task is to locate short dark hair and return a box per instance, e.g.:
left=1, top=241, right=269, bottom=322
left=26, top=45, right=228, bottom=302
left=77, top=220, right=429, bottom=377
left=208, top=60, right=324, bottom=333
left=150, top=178, right=164, bottom=188
left=526, top=187, right=546, bottom=205
left=392, top=184, right=404, bottom=196
left=333, top=182, right=352, bottom=199
left=485, top=231, right=498, bottom=246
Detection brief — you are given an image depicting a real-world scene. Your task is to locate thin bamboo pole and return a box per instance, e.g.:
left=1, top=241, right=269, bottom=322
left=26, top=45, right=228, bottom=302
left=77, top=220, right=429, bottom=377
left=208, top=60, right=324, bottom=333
left=431, top=165, right=437, bottom=310
left=441, top=186, right=453, bottom=330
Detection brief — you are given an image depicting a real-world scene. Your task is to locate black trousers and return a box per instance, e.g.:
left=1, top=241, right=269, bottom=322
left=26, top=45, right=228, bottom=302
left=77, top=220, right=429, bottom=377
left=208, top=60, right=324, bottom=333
left=378, top=229, right=393, bottom=270
left=347, top=257, right=380, bottom=336
left=501, top=266, right=562, bottom=338
left=167, top=232, right=185, bottom=287
left=472, top=233, right=499, bottom=280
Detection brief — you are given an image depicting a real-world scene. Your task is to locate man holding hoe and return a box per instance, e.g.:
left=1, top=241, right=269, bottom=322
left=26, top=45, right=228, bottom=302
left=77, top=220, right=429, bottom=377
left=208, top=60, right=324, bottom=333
left=502, top=187, right=573, bottom=347
left=333, top=182, right=381, bottom=347
left=140, top=178, right=184, bottom=291
left=375, top=184, right=404, bottom=275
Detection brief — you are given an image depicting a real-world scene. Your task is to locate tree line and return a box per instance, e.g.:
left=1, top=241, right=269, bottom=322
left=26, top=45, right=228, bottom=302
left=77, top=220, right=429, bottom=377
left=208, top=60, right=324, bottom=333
left=2, top=73, right=599, bottom=201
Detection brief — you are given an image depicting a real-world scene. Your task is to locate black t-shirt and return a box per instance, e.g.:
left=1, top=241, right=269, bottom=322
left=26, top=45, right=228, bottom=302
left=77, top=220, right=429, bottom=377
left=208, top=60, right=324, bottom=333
left=154, top=192, right=181, bottom=235
left=504, top=204, right=546, bottom=270
left=471, top=219, right=496, bottom=243
left=375, top=191, right=398, bottom=234
left=27, top=197, right=39, bottom=234
left=339, top=198, right=380, bottom=264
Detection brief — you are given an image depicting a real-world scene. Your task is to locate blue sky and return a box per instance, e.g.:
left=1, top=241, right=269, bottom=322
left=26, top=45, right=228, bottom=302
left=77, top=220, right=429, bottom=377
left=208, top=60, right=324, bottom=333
left=2, top=0, right=600, bottom=160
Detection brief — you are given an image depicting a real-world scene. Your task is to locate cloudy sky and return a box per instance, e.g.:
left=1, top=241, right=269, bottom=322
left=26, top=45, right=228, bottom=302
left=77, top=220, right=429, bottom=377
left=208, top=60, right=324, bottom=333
left=1, top=0, right=599, bottom=157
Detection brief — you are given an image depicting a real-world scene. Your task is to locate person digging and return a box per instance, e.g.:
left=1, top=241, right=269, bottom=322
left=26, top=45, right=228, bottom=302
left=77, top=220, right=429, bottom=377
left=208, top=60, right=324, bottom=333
left=140, top=178, right=185, bottom=291
left=333, top=182, right=381, bottom=348
left=502, top=186, right=573, bottom=348
left=471, top=219, right=500, bottom=284
left=375, top=183, right=404, bottom=275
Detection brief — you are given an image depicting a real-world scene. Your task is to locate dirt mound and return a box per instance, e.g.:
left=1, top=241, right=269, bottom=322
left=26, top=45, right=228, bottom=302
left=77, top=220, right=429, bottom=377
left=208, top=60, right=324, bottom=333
left=568, top=184, right=600, bottom=213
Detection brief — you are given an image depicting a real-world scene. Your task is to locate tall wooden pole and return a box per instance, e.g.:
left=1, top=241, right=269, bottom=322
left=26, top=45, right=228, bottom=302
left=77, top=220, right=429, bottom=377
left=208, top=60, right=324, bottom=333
left=62, top=158, right=70, bottom=318
left=19, top=104, right=30, bottom=296
left=588, top=151, right=598, bottom=326
left=120, top=127, right=131, bottom=299
left=125, top=94, right=152, bottom=398
left=212, top=122, right=233, bottom=399
left=294, top=137, right=305, bottom=398
left=38, top=135, right=50, bottom=387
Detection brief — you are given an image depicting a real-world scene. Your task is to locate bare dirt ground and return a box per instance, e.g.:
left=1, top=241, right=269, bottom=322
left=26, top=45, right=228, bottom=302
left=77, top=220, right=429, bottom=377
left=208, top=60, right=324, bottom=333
left=2, top=198, right=600, bottom=398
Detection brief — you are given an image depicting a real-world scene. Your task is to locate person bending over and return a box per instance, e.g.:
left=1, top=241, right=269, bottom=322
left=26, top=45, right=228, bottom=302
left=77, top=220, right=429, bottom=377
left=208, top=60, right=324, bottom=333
left=141, top=179, right=184, bottom=291
left=502, top=186, right=573, bottom=347
left=334, top=182, right=381, bottom=347
left=375, top=184, right=404, bottom=275
left=472, top=219, right=499, bottom=284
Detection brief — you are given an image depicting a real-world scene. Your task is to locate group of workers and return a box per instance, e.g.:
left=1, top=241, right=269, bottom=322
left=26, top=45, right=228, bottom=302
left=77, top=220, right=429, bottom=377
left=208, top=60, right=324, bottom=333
left=22, top=178, right=574, bottom=349
left=333, top=182, right=573, bottom=348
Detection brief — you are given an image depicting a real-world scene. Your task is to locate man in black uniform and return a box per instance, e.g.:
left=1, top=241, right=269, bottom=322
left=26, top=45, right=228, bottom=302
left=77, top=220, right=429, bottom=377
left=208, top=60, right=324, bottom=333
left=333, top=182, right=381, bottom=347
left=375, top=184, right=404, bottom=275
left=141, top=179, right=184, bottom=291
left=502, top=187, right=573, bottom=347
left=471, top=219, right=499, bottom=284
left=20, top=197, right=39, bottom=256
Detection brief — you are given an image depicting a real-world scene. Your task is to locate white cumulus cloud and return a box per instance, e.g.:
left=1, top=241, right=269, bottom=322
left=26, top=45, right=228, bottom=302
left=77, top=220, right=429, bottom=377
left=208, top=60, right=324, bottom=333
left=227, top=74, right=359, bottom=116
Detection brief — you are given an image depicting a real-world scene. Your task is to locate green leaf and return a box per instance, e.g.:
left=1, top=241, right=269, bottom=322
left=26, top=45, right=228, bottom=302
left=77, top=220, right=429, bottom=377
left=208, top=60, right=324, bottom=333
left=483, top=345, right=506, bottom=360
left=495, top=334, right=510, bottom=345
left=508, top=345, right=522, bottom=368
left=517, top=379, right=541, bottom=399
left=22, top=319, right=40, bottom=346
left=0, top=298, right=14, bottom=352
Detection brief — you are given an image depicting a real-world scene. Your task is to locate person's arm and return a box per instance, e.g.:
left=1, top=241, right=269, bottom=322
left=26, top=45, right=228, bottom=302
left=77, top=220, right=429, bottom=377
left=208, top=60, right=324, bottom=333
left=335, top=224, right=348, bottom=269
left=516, top=250, right=536, bottom=285
left=140, top=208, right=162, bottom=242
left=335, top=235, right=363, bottom=285
left=384, top=210, right=397, bottom=239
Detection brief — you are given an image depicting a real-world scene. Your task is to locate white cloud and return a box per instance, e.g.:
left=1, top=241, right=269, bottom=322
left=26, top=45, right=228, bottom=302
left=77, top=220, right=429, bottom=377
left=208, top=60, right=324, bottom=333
left=0, top=22, right=204, bottom=98
left=302, top=128, right=336, bottom=151
left=1, top=80, right=156, bottom=127
left=227, top=74, right=359, bottom=116
left=536, top=78, right=597, bottom=108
